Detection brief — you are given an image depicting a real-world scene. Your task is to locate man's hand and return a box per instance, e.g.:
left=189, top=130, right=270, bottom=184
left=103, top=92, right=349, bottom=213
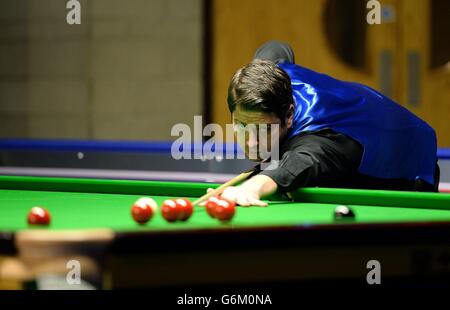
left=207, top=175, right=278, bottom=207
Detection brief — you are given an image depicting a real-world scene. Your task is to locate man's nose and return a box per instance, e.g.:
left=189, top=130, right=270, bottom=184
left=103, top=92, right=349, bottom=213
left=247, top=130, right=258, bottom=148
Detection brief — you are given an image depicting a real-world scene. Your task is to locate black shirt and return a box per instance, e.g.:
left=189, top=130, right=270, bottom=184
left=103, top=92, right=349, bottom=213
left=258, top=129, right=439, bottom=193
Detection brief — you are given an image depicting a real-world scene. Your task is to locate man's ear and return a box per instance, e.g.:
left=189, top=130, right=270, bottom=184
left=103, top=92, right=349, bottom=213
left=286, top=104, right=295, bottom=129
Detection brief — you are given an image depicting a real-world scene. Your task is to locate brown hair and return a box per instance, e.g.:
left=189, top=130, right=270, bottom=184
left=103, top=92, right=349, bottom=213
left=227, top=59, right=294, bottom=125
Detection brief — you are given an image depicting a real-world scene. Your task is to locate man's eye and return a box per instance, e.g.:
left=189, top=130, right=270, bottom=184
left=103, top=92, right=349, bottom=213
left=259, top=126, right=268, bottom=133
left=235, top=123, right=246, bottom=130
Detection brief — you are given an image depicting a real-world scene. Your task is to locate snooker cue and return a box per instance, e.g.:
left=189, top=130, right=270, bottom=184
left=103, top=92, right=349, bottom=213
left=192, top=170, right=255, bottom=206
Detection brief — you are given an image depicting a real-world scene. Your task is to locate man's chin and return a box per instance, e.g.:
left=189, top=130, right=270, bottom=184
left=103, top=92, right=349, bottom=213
left=246, top=153, right=266, bottom=162
left=247, top=157, right=261, bottom=162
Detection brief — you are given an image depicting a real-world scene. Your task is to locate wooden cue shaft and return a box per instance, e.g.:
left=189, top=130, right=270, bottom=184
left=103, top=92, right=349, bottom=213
left=192, top=170, right=254, bottom=206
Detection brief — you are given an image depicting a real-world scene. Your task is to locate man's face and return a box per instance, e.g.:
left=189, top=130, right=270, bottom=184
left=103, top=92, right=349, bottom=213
left=232, top=106, right=286, bottom=162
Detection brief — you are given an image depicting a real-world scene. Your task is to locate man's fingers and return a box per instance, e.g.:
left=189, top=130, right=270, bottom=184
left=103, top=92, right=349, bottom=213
left=236, top=194, right=251, bottom=207
left=221, top=187, right=238, bottom=202
left=208, top=186, right=268, bottom=207
left=222, top=186, right=238, bottom=196
left=248, top=197, right=268, bottom=207
left=221, top=192, right=235, bottom=203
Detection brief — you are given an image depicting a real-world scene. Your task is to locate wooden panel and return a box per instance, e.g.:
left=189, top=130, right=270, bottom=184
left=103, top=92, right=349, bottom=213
left=210, top=0, right=450, bottom=146
left=211, top=0, right=374, bottom=133
left=400, top=0, right=450, bottom=146
left=366, top=0, right=401, bottom=100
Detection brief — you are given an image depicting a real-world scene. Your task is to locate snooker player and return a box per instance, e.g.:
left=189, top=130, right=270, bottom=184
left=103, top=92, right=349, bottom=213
left=217, top=40, right=439, bottom=207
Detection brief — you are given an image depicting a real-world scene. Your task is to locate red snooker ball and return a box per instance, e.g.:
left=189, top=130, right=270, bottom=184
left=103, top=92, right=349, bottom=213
left=161, top=199, right=179, bottom=222
left=131, top=199, right=155, bottom=224
left=214, top=199, right=236, bottom=222
left=175, top=198, right=193, bottom=221
left=27, top=206, right=51, bottom=225
left=205, top=197, right=220, bottom=218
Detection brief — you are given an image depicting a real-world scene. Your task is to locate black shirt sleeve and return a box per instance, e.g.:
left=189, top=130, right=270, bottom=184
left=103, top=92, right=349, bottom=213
left=258, top=128, right=439, bottom=192
left=259, top=129, right=363, bottom=193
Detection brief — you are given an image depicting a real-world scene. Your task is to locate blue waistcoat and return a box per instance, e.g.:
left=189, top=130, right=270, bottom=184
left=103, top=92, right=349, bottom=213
left=279, top=63, right=437, bottom=185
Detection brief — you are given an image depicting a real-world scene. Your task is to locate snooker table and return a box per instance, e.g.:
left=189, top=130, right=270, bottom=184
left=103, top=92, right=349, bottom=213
left=1, top=175, right=450, bottom=289
left=2, top=138, right=450, bottom=190
left=0, top=139, right=253, bottom=183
